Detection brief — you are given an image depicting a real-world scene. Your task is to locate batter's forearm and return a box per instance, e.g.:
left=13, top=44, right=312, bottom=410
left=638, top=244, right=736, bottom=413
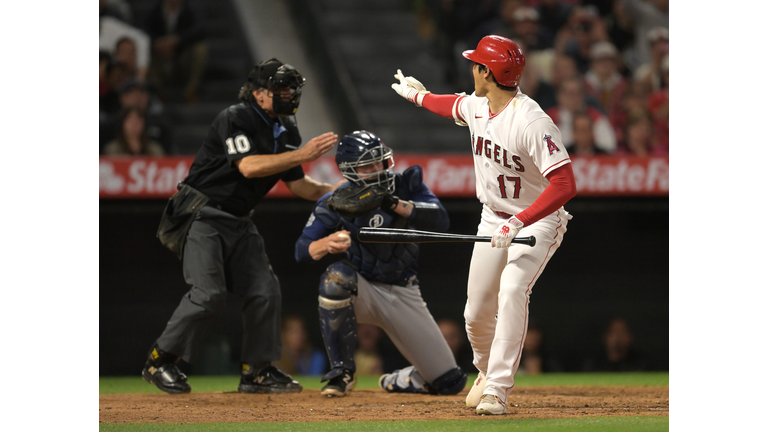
left=421, top=94, right=461, bottom=119
left=516, top=164, right=577, bottom=226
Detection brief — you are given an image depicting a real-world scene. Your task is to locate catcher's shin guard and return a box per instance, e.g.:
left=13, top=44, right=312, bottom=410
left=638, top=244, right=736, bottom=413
left=318, top=262, right=358, bottom=372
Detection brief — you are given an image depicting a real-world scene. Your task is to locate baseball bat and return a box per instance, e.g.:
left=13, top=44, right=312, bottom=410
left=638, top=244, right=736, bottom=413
left=357, top=228, right=536, bottom=247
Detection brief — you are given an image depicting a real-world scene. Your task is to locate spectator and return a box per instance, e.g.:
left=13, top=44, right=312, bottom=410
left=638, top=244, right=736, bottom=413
left=354, top=323, right=383, bottom=376
left=565, top=111, right=609, bottom=156
left=554, top=5, right=608, bottom=74
left=274, top=315, right=328, bottom=376
left=619, top=110, right=664, bottom=156
left=546, top=76, right=617, bottom=153
left=584, top=41, right=629, bottom=135
left=99, top=59, right=131, bottom=118
left=609, top=81, right=649, bottom=145
left=620, top=0, right=668, bottom=71
left=99, top=0, right=134, bottom=24
left=633, top=27, right=669, bottom=93
left=103, top=107, right=165, bottom=156
left=101, top=78, right=174, bottom=153
left=548, top=53, right=579, bottom=90
left=536, top=0, right=574, bottom=36
left=647, top=86, right=669, bottom=154
left=99, top=4, right=151, bottom=80
left=584, top=317, right=647, bottom=372
left=437, top=318, right=474, bottom=372
left=99, top=50, right=113, bottom=97
left=520, top=60, right=557, bottom=111
left=518, top=323, right=563, bottom=375
left=510, top=6, right=554, bottom=51
left=113, top=37, right=141, bottom=80
left=601, top=0, right=635, bottom=61
left=144, top=0, right=208, bottom=104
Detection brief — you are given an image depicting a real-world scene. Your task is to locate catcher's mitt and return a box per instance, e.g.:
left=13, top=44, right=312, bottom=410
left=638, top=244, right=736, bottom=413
left=327, top=184, right=388, bottom=218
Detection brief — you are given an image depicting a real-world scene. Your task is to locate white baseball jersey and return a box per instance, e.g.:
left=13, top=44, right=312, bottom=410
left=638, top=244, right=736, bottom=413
left=450, top=89, right=573, bottom=406
left=452, top=90, right=571, bottom=224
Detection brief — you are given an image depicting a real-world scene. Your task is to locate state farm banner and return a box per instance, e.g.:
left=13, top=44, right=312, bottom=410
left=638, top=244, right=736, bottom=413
left=99, top=154, right=668, bottom=199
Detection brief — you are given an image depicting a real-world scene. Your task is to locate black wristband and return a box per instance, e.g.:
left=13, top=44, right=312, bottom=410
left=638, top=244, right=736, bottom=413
left=381, top=194, right=399, bottom=211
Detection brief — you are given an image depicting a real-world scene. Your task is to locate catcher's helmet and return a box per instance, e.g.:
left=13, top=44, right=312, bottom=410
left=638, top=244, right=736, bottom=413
left=335, top=130, right=395, bottom=193
left=462, top=35, right=525, bottom=87
left=247, top=58, right=306, bottom=115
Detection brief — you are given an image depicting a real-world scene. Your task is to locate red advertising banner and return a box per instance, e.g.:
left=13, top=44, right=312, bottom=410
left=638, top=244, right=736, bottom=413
left=99, top=154, right=668, bottom=199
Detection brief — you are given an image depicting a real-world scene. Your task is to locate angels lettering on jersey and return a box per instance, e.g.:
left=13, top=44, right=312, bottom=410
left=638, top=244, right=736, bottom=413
left=470, top=132, right=562, bottom=173
left=472, top=133, right=526, bottom=173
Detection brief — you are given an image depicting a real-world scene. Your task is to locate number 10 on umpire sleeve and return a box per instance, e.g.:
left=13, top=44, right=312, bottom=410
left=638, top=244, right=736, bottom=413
left=225, top=135, right=251, bottom=154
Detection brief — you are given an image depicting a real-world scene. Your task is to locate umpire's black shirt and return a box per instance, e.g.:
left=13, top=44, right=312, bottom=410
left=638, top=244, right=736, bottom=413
left=183, top=102, right=304, bottom=216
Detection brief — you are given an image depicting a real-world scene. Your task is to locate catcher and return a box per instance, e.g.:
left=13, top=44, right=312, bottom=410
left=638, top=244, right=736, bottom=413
left=294, top=130, right=468, bottom=397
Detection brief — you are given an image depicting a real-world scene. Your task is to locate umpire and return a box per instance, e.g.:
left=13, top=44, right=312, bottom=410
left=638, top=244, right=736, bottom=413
left=142, top=58, right=338, bottom=394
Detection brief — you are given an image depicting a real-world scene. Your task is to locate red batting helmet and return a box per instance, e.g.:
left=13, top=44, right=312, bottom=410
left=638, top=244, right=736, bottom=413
left=463, top=35, right=525, bottom=87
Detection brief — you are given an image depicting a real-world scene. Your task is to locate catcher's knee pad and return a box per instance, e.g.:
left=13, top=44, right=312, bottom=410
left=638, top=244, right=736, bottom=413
left=425, top=366, right=468, bottom=395
left=319, top=261, right=358, bottom=301
left=318, top=262, right=358, bottom=372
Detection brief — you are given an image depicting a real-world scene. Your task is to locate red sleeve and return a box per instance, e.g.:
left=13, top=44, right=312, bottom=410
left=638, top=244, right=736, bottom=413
left=421, top=93, right=462, bottom=120
left=515, top=163, right=577, bottom=226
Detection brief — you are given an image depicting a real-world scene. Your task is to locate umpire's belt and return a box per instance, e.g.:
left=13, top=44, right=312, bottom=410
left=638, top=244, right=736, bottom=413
left=392, top=275, right=418, bottom=288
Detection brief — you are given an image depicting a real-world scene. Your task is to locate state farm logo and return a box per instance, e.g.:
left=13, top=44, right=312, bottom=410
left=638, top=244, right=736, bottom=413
left=570, top=157, right=668, bottom=195
left=100, top=161, right=124, bottom=193
left=99, top=157, right=191, bottom=197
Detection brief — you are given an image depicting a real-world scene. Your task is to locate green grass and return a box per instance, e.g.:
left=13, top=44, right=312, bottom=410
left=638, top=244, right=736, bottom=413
left=100, top=373, right=668, bottom=431
left=100, top=372, right=668, bottom=394
left=99, top=417, right=669, bottom=431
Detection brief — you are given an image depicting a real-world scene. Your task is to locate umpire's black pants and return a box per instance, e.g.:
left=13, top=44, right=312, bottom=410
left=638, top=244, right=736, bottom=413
left=156, top=206, right=282, bottom=364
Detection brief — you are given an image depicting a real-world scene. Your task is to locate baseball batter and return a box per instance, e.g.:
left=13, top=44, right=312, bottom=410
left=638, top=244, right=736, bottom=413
left=391, top=35, right=578, bottom=415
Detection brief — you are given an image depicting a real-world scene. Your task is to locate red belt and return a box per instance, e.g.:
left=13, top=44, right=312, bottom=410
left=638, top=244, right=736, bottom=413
left=494, top=211, right=513, bottom=219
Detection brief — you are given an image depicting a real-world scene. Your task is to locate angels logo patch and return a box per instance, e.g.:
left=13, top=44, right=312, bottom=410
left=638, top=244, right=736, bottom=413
left=544, top=134, right=560, bottom=155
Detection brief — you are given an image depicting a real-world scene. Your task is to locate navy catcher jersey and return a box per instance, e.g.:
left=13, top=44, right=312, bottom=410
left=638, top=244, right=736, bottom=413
left=295, top=166, right=449, bottom=284
left=183, top=102, right=305, bottom=216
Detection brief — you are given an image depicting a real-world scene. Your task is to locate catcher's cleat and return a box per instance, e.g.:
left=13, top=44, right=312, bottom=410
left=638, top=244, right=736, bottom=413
left=476, top=394, right=507, bottom=415
left=378, top=367, right=428, bottom=394
left=466, top=371, right=486, bottom=407
left=142, top=362, right=191, bottom=394
left=238, top=364, right=303, bottom=394
left=320, top=369, right=356, bottom=397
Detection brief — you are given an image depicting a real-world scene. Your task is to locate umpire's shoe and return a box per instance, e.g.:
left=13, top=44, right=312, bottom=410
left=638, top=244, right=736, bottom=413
left=320, top=368, right=356, bottom=397
left=238, top=363, right=303, bottom=394
left=141, top=345, right=191, bottom=394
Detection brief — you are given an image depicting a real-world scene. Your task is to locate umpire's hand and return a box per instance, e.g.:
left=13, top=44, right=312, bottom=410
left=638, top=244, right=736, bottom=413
left=299, top=132, right=338, bottom=162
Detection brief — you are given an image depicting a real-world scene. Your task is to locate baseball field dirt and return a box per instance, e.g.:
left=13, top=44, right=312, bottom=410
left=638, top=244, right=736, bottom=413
left=99, top=385, right=668, bottom=423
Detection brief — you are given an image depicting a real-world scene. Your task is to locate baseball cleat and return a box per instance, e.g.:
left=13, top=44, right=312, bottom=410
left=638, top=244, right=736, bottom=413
left=321, top=369, right=356, bottom=397
left=476, top=394, right=507, bottom=415
left=142, top=362, right=191, bottom=394
left=238, top=365, right=303, bottom=394
left=466, top=371, right=486, bottom=407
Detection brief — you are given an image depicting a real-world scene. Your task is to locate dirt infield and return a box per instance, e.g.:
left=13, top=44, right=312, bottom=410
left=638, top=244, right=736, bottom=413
left=99, top=386, right=669, bottom=423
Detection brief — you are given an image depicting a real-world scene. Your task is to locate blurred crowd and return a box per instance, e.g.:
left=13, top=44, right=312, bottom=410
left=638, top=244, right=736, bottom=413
left=99, top=0, right=668, bottom=158
left=421, top=0, right=669, bottom=157
left=99, top=0, right=207, bottom=156
left=276, top=315, right=653, bottom=376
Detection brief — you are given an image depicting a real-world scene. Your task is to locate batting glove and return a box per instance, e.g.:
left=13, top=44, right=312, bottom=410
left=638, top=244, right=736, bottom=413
left=491, top=216, right=524, bottom=249
left=391, top=69, right=431, bottom=107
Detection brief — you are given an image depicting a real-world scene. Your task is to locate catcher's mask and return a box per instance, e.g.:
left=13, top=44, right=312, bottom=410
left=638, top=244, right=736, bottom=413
left=335, top=130, right=395, bottom=193
left=248, top=58, right=306, bottom=115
